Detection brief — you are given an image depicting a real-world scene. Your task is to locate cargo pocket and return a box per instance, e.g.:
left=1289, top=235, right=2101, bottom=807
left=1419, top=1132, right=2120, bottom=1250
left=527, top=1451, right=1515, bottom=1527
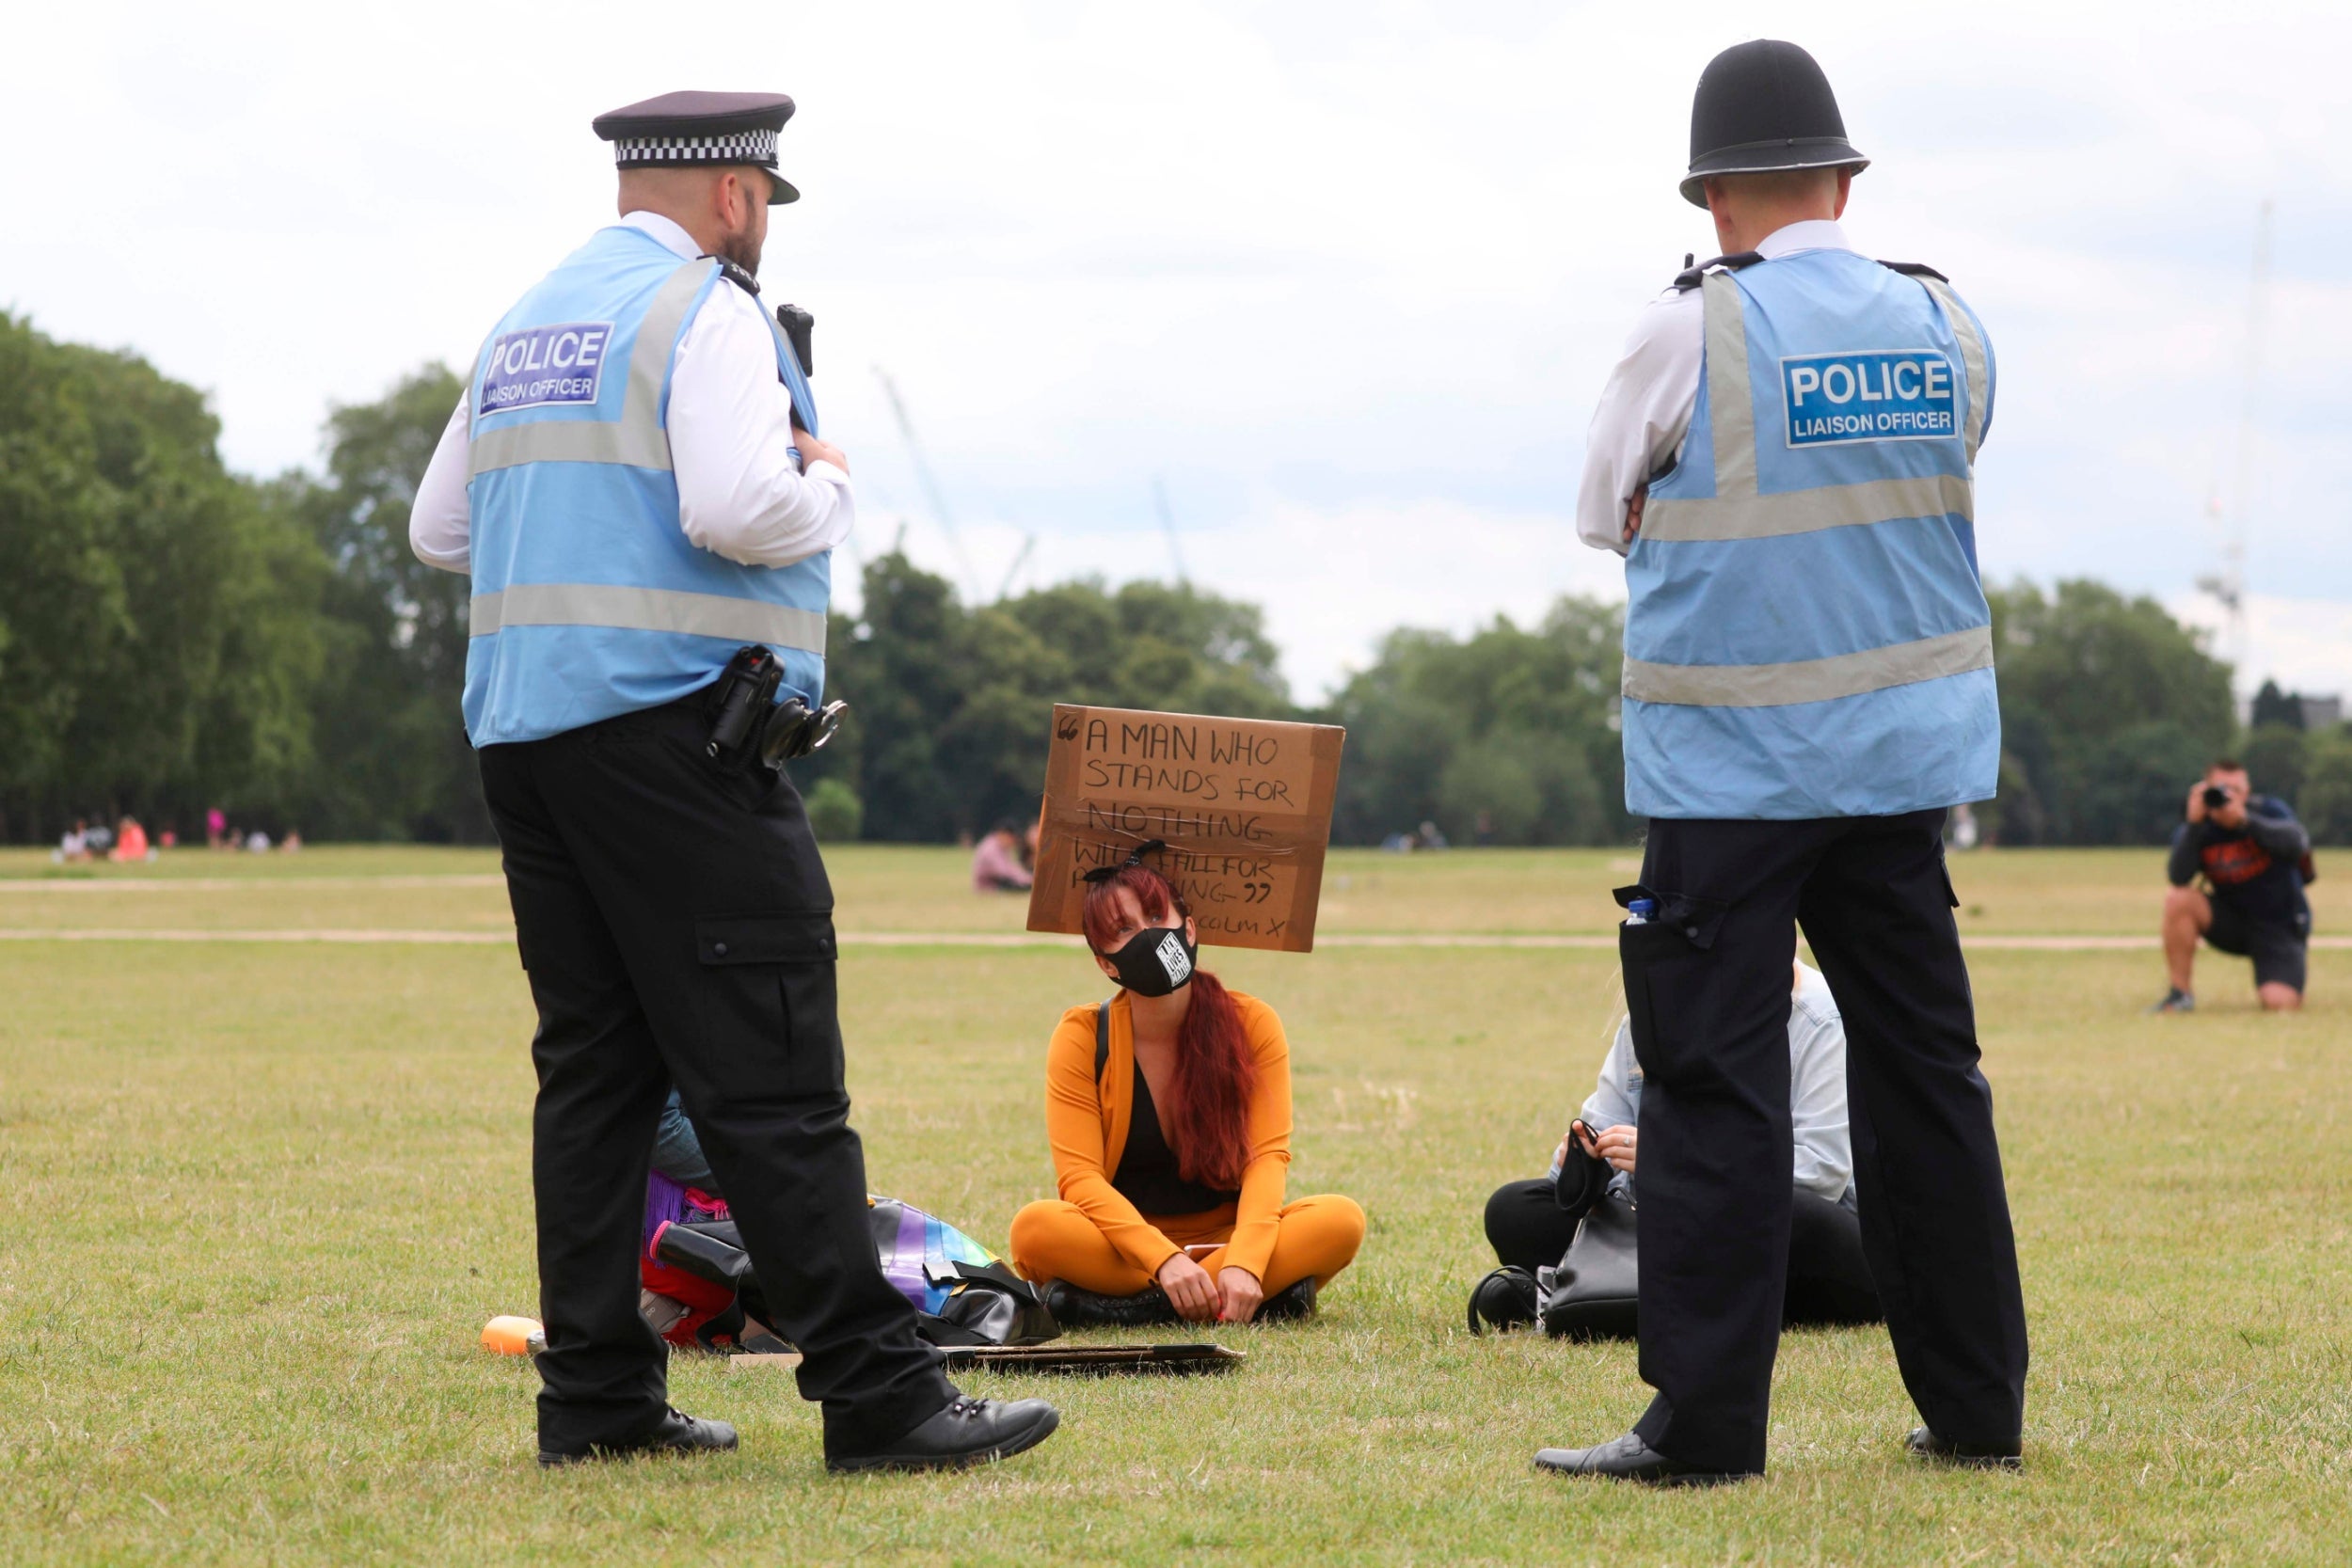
left=693, top=912, right=845, bottom=1097
left=1618, top=888, right=1729, bottom=1086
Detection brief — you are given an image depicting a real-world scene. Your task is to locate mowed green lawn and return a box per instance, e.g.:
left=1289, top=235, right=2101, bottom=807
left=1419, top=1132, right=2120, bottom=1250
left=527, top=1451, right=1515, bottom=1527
left=2, top=846, right=2346, bottom=1564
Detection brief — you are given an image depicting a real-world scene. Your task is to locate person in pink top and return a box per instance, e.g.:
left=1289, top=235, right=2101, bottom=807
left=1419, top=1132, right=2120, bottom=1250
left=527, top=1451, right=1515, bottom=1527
left=972, top=819, right=1034, bottom=893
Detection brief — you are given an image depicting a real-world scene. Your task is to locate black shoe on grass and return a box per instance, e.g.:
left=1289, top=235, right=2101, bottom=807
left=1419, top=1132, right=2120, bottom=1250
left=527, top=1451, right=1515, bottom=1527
left=2150, top=988, right=2195, bottom=1014
left=1042, top=1280, right=1183, bottom=1329
left=826, top=1395, right=1060, bottom=1474
left=1533, top=1432, right=1747, bottom=1487
left=1253, top=1275, right=1318, bottom=1323
left=538, top=1407, right=737, bottom=1467
left=1905, top=1427, right=2022, bottom=1470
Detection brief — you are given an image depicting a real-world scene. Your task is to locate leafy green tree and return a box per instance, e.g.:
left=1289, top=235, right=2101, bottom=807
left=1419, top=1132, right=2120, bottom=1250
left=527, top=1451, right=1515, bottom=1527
left=1986, top=580, right=2236, bottom=844
left=2299, top=727, right=2352, bottom=847
left=2249, top=679, right=2304, bottom=731
left=0, top=313, right=326, bottom=841
left=1324, top=597, right=1627, bottom=846
left=2239, top=724, right=2309, bottom=808
left=278, top=366, right=488, bottom=841
left=809, top=552, right=1294, bottom=842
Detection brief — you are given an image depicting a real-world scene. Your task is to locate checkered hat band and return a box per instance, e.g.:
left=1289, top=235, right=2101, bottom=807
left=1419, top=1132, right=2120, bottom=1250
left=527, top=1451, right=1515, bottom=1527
left=612, top=130, right=777, bottom=166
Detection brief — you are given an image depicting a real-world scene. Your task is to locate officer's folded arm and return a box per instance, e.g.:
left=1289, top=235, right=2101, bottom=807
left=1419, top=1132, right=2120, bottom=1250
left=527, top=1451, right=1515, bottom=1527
left=409, top=400, right=475, bottom=575
left=1573, top=287, right=1701, bottom=557
left=671, top=282, right=855, bottom=569
left=404, top=278, right=855, bottom=576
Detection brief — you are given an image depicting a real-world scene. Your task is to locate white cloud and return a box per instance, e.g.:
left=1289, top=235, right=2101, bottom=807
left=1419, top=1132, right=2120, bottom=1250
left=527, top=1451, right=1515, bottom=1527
left=2170, top=593, right=2352, bottom=706
left=6, top=0, right=2348, bottom=700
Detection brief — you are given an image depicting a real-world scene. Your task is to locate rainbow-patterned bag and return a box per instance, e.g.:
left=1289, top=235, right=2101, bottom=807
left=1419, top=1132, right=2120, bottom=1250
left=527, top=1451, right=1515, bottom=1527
left=643, top=1182, right=1059, bottom=1349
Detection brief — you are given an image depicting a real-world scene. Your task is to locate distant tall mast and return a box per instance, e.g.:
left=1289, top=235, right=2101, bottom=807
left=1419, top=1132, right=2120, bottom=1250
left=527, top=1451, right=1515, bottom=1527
left=1152, top=476, right=1189, bottom=585
left=873, top=366, right=982, bottom=602
left=2200, top=199, right=2272, bottom=688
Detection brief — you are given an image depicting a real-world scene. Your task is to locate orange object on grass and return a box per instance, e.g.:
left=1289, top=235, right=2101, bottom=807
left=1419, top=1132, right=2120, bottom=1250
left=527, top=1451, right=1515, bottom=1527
left=481, top=1314, right=545, bottom=1355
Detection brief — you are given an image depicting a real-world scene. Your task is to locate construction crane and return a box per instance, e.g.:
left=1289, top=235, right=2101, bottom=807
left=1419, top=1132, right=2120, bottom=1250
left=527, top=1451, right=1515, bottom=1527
left=1152, top=476, right=1189, bottom=585
left=2198, top=198, right=2272, bottom=686
left=996, top=533, right=1037, bottom=601
left=872, top=366, right=982, bottom=602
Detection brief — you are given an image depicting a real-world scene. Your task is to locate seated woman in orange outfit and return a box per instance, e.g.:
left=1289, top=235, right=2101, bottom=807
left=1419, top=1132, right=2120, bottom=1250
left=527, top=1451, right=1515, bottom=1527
left=1009, top=849, right=1365, bottom=1327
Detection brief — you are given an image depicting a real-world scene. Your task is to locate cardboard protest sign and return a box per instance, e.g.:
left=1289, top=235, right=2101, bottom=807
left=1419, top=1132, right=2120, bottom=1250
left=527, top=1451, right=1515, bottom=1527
left=1026, top=705, right=1345, bottom=954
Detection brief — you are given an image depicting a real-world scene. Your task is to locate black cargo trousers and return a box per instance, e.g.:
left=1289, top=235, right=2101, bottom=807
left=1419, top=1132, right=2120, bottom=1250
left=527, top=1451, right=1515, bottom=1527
left=477, top=693, right=954, bottom=1459
left=1620, top=808, right=2027, bottom=1477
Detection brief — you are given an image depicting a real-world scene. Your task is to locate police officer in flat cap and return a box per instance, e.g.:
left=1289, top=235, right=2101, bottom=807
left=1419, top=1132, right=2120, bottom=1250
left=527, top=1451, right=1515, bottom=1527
left=409, top=89, right=1059, bottom=1473
left=1534, top=41, right=2027, bottom=1484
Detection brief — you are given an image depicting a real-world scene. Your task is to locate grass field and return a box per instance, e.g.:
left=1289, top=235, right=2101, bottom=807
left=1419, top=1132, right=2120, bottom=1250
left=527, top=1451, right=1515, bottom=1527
left=3, top=846, right=2347, bottom=1564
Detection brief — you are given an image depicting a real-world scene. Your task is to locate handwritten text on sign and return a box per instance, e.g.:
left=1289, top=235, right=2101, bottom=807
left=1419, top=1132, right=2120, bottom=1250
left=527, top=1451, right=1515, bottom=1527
left=1027, top=705, right=1345, bottom=954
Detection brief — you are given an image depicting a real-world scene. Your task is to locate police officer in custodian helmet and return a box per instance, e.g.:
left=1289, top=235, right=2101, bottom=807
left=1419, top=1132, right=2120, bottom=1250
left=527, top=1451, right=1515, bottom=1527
left=1535, top=42, right=2027, bottom=1484
left=407, top=90, right=1058, bottom=1472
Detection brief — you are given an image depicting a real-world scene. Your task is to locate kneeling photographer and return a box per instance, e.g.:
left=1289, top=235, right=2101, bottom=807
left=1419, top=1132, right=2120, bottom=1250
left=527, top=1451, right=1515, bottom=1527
left=2153, top=759, right=2312, bottom=1014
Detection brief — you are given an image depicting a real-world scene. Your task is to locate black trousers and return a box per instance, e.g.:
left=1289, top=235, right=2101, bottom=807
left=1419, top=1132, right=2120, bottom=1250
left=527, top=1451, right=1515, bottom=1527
left=1484, top=1180, right=1883, bottom=1327
left=1621, top=810, right=2027, bottom=1475
left=479, top=696, right=954, bottom=1457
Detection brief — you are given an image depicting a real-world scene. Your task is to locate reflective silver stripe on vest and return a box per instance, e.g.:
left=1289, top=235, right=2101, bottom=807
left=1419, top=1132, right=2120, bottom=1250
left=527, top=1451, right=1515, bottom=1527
left=1701, top=272, right=1759, bottom=500
left=1642, top=472, right=1974, bottom=543
left=1918, top=278, right=1989, bottom=465
left=467, top=260, right=711, bottom=477
left=469, top=585, right=827, bottom=653
left=1622, top=624, right=1993, bottom=708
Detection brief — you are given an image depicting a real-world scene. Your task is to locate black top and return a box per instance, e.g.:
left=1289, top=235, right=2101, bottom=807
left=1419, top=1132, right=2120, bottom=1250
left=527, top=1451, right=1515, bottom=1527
left=1112, top=1062, right=1239, bottom=1216
left=2168, top=795, right=2312, bottom=931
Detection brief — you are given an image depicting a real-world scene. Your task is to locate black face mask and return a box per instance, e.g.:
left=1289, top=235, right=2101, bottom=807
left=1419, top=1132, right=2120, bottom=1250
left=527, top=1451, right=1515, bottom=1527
left=1105, top=924, right=1197, bottom=997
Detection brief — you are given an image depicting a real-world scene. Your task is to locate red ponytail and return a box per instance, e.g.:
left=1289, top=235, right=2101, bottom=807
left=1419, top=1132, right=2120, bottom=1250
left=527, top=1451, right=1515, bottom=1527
left=1082, top=865, right=1258, bottom=1191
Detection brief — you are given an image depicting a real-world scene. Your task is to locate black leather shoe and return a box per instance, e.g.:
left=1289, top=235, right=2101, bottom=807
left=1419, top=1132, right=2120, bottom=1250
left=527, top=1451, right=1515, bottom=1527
left=1042, top=1280, right=1183, bottom=1329
left=538, top=1407, right=738, bottom=1467
left=1253, top=1275, right=1318, bottom=1323
left=1467, top=1266, right=1539, bottom=1334
left=827, top=1395, right=1060, bottom=1474
left=1905, top=1427, right=2022, bottom=1470
left=1533, top=1433, right=1747, bottom=1487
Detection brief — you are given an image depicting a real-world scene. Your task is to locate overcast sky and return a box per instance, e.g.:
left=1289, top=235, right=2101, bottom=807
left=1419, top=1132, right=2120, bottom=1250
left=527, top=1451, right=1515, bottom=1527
left=7, top=0, right=2348, bottom=702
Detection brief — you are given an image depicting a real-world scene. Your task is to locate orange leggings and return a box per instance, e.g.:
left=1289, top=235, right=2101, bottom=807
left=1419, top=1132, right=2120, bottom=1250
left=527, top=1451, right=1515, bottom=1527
left=1008, top=1195, right=1365, bottom=1296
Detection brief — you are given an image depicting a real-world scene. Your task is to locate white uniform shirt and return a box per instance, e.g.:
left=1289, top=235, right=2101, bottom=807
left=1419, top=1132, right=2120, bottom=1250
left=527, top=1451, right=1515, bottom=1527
left=1579, top=961, right=1853, bottom=1203
left=1573, top=219, right=1857, bottom=556
left=409, top=211, right=853, bottom=575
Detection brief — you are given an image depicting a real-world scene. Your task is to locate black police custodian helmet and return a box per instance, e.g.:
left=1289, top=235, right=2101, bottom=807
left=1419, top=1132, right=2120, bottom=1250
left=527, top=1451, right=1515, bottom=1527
left=1680, top=41, right=1868, bottom=209
left=593, top=89, right=802, bottom=204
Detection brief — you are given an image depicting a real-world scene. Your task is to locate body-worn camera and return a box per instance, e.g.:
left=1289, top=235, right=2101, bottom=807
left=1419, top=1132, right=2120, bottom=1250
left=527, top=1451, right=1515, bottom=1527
left=2202, top=784, right=2231, bottom=811
left=706, top=646, right=848, bottom=771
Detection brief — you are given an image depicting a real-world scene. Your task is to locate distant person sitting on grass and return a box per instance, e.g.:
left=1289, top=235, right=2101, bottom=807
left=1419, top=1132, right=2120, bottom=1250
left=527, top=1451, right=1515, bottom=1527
left=2153, top=759, right=2312, bottom=1014
left=971, top=819, right=1035, bottom=893
left=1480, top=961, right=1882, bottom=1331
left=1008, top=848, right=1364, bottom=1326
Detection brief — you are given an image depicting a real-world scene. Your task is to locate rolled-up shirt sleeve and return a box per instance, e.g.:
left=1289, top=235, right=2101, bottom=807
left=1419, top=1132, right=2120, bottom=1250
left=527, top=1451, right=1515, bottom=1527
left=1788, top=1004, right=1852, bottom=1202
left=667, top=284, right=856, bottom=567
left=409, top=399, right=474, bottom=574
left=1574, top=288, right=1702, bottom=556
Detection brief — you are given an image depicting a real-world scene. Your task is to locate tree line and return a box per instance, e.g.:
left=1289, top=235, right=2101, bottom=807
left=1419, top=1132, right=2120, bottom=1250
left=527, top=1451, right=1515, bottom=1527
left=5, top=316, right=2345, bottom=850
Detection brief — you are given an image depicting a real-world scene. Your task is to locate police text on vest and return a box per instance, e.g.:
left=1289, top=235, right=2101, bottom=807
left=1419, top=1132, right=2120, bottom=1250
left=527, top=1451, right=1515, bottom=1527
left=480, top=322, right=615, bottom=416
left=1779, top=350, right=1955, bottom=448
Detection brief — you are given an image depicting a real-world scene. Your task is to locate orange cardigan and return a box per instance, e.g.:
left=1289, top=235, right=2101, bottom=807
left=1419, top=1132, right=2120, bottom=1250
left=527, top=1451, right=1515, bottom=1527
left=1042, top=990, right=1295, bottom=1282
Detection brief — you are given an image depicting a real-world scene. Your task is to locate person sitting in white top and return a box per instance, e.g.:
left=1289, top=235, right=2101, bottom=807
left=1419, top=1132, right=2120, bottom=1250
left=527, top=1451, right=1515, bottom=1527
left=1484, top=961, right=1882, bottom=1328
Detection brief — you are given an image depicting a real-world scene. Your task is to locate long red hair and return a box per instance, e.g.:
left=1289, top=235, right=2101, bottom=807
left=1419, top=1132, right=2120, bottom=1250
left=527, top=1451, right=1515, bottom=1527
left=1081, top=865, right=1258, bottom=1191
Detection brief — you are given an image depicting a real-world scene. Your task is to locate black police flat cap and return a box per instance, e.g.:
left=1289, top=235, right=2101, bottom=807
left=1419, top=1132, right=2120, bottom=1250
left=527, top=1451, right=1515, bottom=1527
left=593, top=90, right=801, bottom=204
left=1681, top=41, right=1867, bottom=208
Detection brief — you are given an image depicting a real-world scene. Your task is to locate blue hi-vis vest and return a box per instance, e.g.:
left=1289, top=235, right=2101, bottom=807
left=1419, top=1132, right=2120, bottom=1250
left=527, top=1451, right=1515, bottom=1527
left=1624, top=247, right=2000, bottom=819
left=461, top=225, right=828, bottom=747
